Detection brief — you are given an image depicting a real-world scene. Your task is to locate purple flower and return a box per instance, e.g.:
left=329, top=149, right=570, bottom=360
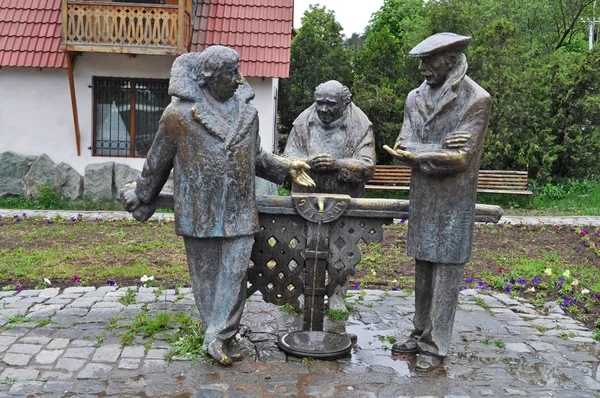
left=70, top=216, right=76, bottom=222
left=477, top=281, right=485, bottom=287
left=106, top=280, right=116, bottom=286
left=21, top=213, right=26, bottom=218
left=353, top=283, right=360, bottom=290
left=46, top=220, right=53, bottom=225
left=14, top=216, right=20, bottom=223
left=391, top=286, right=398, bottom=291
left=504, top=286, right=511, bottom=294
left=580, top=229, right=590, bottom=237
left=509, top=279, right=516, bottom=285
left=531, top=277, right=542, bottom=284
left=463, top=278, right=474, bottom=283
left=72, top=275, right=81, bottom=284
left=400, top=219, right=407, bottom=224
left=517, top=279, right=526, bottom=285
left=461, top=286, right=469, bottom=291
left=14, top=284, right=21, bottom=292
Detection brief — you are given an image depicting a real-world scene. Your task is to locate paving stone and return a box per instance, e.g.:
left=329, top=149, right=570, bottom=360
left=19, top=336, right=52, bottom=345
left=63, top=287, right=96, bottom=294
left=35, top=350, right=64, bottom=365
left=55, top=358, right=86, bottom=372
left=38, top=288, right=60, bottom=298
left=40, top=371, right=74, bottom=381
left=0, top=368, right=39, bottom=381
left=7, top=343, right=42, bottom=355
left=43, top=380, right=74, bottom=393
left=63, top=347, right=95, bottom=359
left=2, top=353, right=31, bottom=366
left=121, top=345, right=145, bottom=358
left=118, top=358, right=141, bottom=369
left=47, top=338, right=70, bottom=350
left=146, top=348, right=167, bottom=359
left=92, top=344, right=121, bottom=363
left=7, top=381, right=43, bottom=395
left=0, top=336, right=18, bottom=346
left=504, top=343, right=531, bottom=353
left=77, top=363, right=112, bottom=380
left=142, top=359, right=168, bottom=373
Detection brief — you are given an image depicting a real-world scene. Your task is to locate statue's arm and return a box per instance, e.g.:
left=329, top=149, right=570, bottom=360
left=255, top=118, right=293, bottom=184
left=282, top=125, right=309, bottom=163
left=336, top=125, right=376, bottom=183
left=416, top=96, right=492, bottom=175
left=135, top=109, right=177, bottom=203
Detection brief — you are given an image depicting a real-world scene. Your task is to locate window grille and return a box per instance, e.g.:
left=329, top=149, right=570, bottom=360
left=93, top=77, right=170, bottom=158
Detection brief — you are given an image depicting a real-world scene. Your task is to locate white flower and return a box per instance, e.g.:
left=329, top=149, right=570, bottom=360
left=544, top=268, right=552, bottom=276
left=563, top=270, right=571, bottom=278
left=140, top=275, right=149, bottom=283
left=148, top=276, right=154, bottom=281
left=392, top=279, right=398, bottom=284
left=527, top=287, right=535, bottom=293
left=43, top=278, right=51, bottom=285
left=571, top=279, right=579, bottom=287
left=581, top=288, right=590, bottom=294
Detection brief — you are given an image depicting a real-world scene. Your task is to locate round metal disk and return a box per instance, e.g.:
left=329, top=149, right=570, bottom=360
left=278, top=331, right=352, bottom=360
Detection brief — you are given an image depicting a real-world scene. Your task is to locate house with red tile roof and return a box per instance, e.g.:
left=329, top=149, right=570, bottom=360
left=0, top=0, right=293, bottom=178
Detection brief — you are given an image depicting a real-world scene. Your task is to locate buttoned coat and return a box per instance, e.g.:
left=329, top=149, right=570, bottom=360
left=135, top=89, right=290, bottom=239
left=396, top=66, right=492, bottom=264
left=283, top=103, right=375, bottom=198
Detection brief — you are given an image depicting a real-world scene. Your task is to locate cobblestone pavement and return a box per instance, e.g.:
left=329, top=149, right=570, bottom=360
left=0, top=286, right=598, bottom=398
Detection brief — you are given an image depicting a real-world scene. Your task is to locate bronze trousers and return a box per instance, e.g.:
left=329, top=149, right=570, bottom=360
left=411, top=259, right=464, bottom=357
left=183, top=235, right=254, bottom=349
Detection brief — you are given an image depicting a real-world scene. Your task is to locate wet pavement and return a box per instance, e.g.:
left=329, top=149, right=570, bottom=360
left=0, top=286, right=599, bottom=397
left=1, top=208, right=600, bottom=397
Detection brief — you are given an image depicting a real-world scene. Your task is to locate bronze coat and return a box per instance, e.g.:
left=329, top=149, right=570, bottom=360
left=284, top=103, right=375, bottom=198
left=396, top=73, right=492, bottom=264
left=135, top=90, right=290, bottom=238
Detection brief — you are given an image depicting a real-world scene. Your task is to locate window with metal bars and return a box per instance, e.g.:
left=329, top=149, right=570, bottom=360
left=93, top=77, right=170, bottom=158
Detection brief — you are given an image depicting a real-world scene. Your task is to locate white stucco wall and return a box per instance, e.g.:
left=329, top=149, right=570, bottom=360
left=0, top=54, right=278, bottom=175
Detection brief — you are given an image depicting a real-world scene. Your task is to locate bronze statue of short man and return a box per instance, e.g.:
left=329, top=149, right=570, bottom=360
left=283, top=80, right=376, bottom=311
left=384, top=33, right=492, bottom=371
left=123, top=45, right=315, bottom=366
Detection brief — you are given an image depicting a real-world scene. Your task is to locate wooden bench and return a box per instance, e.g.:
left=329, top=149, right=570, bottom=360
left=366, top=165, right=534, bottom=195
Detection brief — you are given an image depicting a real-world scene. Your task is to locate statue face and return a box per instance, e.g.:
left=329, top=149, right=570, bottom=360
left=315, top=92, right=345, bottom=125
left=418, top=54, right=452, bottom=87
left=205, top=63, right=244, bottom=102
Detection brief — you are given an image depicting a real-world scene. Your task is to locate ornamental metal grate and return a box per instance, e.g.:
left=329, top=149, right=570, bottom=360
left=93, top=77, right=169, bottom=158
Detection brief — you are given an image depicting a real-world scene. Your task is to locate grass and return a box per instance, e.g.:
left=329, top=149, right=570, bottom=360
left=118, top=289, right=137, bottom=306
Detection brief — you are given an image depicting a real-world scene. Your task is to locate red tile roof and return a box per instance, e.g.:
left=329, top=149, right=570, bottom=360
left=191, top=0, right=293, bottom=78
left=0, top=0, right=66, bottom=68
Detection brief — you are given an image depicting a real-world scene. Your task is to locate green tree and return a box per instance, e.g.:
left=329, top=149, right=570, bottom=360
left=277, top=5, right=353, bottom=150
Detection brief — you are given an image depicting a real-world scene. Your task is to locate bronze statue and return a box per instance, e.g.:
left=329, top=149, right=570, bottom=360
left=123, top=45, right=315, bottom=366
left=384, top=33, right=492, bottom=371
left=283, top=80, right=376, bottom=311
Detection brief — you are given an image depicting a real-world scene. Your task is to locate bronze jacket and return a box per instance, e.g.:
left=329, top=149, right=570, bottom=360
left=284, top=103, right=375, bottom=198
left=135, top=89, right=290, bottom=238
left=396, top=61, right=492, bottom=264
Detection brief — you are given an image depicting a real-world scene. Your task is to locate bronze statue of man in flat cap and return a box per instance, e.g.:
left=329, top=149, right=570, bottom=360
left=283, top=80, right=376, bottom=311
left=123, top=45, right=315, bottom=366
left=384, top=32, right=492, bottom=371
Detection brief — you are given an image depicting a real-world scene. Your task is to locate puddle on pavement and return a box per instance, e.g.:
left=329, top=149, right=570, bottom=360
left=345, top=323, right=411, bottom=376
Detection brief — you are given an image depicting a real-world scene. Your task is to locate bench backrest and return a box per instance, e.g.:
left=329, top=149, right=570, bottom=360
left=368, top=165, right=530, bottom=193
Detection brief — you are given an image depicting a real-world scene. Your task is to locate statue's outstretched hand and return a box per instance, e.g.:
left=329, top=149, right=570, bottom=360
left=383, top=144, right=416, bottom=163
left=290, top=161, right=316, bottom=187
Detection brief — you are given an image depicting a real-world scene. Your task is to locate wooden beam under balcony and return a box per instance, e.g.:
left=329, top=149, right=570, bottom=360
left=61, top=1, right=192, bottom=56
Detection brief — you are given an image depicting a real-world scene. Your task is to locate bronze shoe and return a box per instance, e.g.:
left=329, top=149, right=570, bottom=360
left=391, top=338, right=418, bottom=355
left=415, top=353, right=443, bottom=371
left=207, top=339, right=233, bottom=367
left=225, top=338, right=243, bottom=362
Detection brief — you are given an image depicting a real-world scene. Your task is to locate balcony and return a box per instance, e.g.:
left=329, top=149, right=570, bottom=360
left=61, top=0, right=192, bottom=56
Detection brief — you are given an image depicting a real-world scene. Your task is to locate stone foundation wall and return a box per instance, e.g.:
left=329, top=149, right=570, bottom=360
left=0, top=151, right=277, bottom=202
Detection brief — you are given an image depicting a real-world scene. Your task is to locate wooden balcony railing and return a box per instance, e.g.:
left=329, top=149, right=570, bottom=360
left=61, top=0, right=192, bottom=55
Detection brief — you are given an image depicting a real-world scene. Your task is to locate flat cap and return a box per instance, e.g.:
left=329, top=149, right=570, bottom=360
left=409, top=32, right=472, bottom=58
